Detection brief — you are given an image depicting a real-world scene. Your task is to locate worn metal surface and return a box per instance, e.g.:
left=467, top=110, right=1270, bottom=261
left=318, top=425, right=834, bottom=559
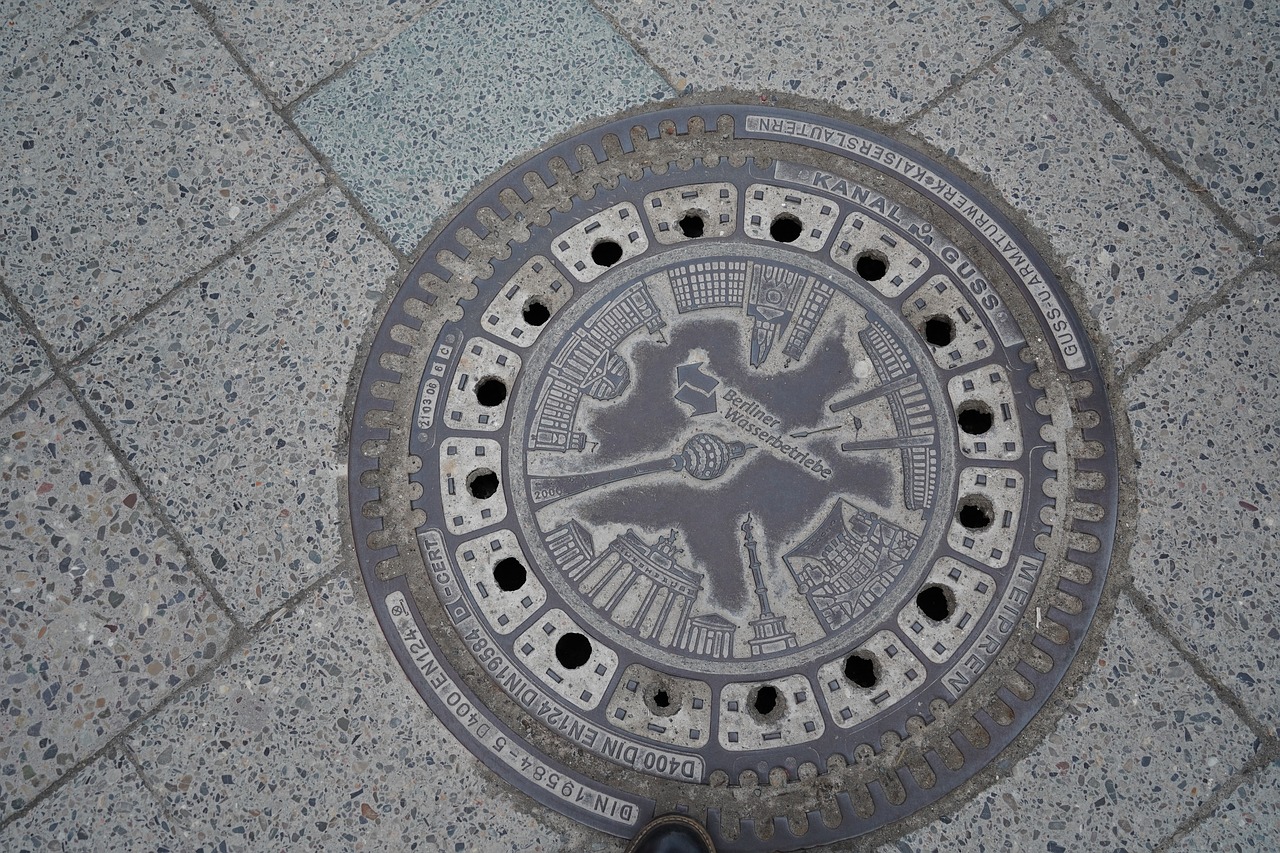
left=348, top=103, right=1119, bottom=849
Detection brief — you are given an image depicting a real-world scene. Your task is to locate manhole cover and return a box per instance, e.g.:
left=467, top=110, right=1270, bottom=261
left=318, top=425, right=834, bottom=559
left=349, top=101, right=1119, bottom=849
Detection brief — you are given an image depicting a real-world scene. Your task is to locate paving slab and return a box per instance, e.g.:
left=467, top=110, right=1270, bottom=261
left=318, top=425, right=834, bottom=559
left=1067, top=0, right=1280, bottom=244
left=1125, top=272, right=1280, bottom=729
left=201, top=0, right=436, bottom=105
left=0, top=298, right=50, bottom=413
left=1, top=385, right=230, bottom=818
left=909, top=43, right=1248, bottom=372
left=126, top=575, right=593, bottom=852
left=1, top=0, right=323, bottom=360
left=293, top=0, right=670, bottom=251
left=1008, top=1, right=1056, bottom=23
left=882, top=594, right=1260, bottom=852
left=0, top=0, right=112, bottom=66
left=73, top=189, right=396, bottom=623
left=1168, top=762, right=1280, bottom=853
left=595, top=0, right=1020, bottom=122
left=0, top=751, right=181, bottom=852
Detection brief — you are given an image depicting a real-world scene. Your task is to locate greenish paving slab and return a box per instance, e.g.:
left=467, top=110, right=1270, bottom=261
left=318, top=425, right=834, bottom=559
left=126, top=576, right=598, bottom=852
left=0, top=385, right=230, bottom=819
left=909, top=44, right=1248, bottom=372
left=1, top=0, right=324, bottom=360
left=1168, top=763, right=1280, bottom=853
left=883, top=595, right=1259, bottom=852
left=74, top=189, right=396, bottom=623
left=596, top=0, right=1021, bottom=122
left=0, top=751, right=181, bottom=852
left=1125, top=272, right=1280, bottom=729
left=1067, top=0, right=1280, bottom=244
left=202, top=0, right=435, bottom=104
left=0, top=0, right=113, bottom=66
left=293, top=0, right=670, bottom=251
left=0, top=299, right=50, bottom=413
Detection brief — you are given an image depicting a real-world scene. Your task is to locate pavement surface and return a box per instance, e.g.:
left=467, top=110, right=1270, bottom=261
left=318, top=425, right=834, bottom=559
left=2, top=1, right=1277, bottom=851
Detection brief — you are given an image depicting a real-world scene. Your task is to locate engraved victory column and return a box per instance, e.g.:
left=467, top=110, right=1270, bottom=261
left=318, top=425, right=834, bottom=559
left=742, top=515, right=797, bottom=656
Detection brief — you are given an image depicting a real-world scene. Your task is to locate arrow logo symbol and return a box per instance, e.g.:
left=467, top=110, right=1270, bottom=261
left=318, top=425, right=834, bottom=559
left=674, top=361, right=719, bottom=416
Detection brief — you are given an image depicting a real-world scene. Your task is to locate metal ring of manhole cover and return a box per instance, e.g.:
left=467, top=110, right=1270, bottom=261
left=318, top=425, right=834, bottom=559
left=348, top=100, right=1120, bottom=849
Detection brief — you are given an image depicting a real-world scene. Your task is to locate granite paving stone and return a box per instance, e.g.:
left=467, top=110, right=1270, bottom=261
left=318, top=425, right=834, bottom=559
left=1168, top=763, right=1280, bottom=853
left=1125, top=272, right=1280, bottom=728
left=1, top=385, right=230, bottom=819
left=126, top=575, right=594, bottom=852
left=910, top=43, right=1248, bottom=372
left=73, top=189, right=396, bottom=623
left=884, top=595, right=1260, bottom=852
left=1, top=0, right=324, bottom=360
left=1068, top=0, right=1280, bottom=244
left=293, top=0, right=670, bottom=251
left=0, top=751, right=182, bottom=852
left=0, top=298, right=50, bottom=413
left=594, top=0, right=1020, bottom=122
left=202, top=0, right=436, bottom=105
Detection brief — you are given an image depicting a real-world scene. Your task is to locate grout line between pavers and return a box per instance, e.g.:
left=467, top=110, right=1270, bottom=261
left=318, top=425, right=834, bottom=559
left=185, top=0, right=409, bottom=264
left=0, top=623, right=244, bottom=832
left=993, top=0, right=1024, bottom=20
left=0, top=276, right=247, bottom=631
left=1151, top=751, right=1280, bottom=853
left=285, top=0, right=448, bottom=111
left=0, top=563, right=349, bottom=832
left=0, top=373, right=57, bottom=422
left=586, top=0, right=687, bottom=96
left=1124, top=576, right=1280, bottom=750
left=63, top=380, right=247, bottom=630
left=1118, top=256, right=1276, bottom=387
left=905, top=6, right=1083, bottom=126
left=988, top=0, right=1039, bottom=27
left=65, top=185, right=328, bottom=373
left=0, top=282, right=59, bottom=421
left=905, top=26, right=1029, bottom=127
left=906, top=9, right=1274, bottom=389
left=1013, top=0, right=1082, bottom=26
left=4, top=1, right=121, bottom=73
left=116, top=741, right=192, bottom=833
left=1038, top=21, right=1265, bottom=253
left=4, top=183, right=339, bottom=639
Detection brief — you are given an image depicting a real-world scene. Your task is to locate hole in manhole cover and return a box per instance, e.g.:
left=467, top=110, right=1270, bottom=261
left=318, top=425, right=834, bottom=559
left=349, top=102, right=1120, bottom=849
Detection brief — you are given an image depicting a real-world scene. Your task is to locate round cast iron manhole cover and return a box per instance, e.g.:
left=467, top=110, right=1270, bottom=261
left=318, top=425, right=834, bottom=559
left=348, top=102, right=1120, bottom=849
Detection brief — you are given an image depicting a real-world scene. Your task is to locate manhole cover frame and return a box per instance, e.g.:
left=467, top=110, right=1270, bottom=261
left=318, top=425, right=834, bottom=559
left=347, top=98, right=1122, bottom=850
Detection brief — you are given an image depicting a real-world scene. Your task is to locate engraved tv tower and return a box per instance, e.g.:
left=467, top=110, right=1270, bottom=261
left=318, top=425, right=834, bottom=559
left=742, top=515, right=798, bottom=657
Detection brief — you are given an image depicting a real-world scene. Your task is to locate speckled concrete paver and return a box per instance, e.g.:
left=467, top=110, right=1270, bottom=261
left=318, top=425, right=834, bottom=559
left=1, top=386, right=230, bottom=818
left=909, top=42, right=1249, bottom=372
left=2, top=0, right=1279, bottom=849
left=595, top=0, right=1020, bottom=122
left=200, top=0, right=437, bottom=105
left=73, top=189, right=397, bottom=623
left=1169, top=763, right=1280, bottom=853
left=1, top=0, right=324, bottom=359
left=293, top=0, right=670, bottom=250
left=885, top=595, right=1259, bottom=852
left=1125, top=272, right=1280, bottom=728
left=126, top=575, right=588, bottom=852
left=1009, top=0, right=1057, bottom=24
left=0, top=751, right=180, bottom=852
left=0, top=0, right=113, bottom=66
left=0, top=299, right=50, bottom=413
left=1068, top=0, right=1280, bottom=245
